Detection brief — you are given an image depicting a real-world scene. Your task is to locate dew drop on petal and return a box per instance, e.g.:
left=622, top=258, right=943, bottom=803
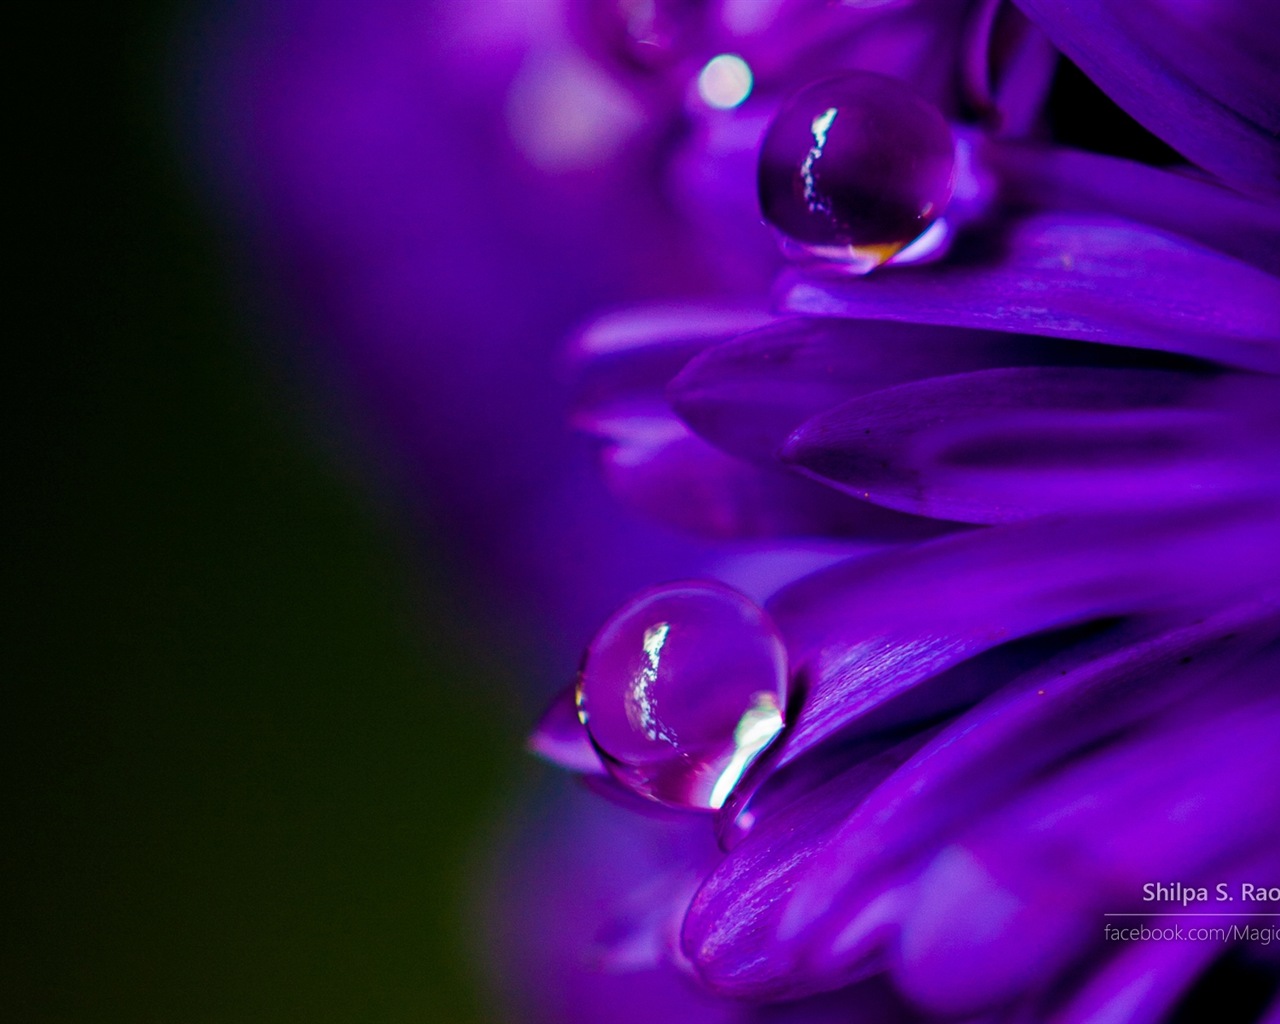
left=758, top=72, right=956, bottom=272
left=577, top=581, right=790, bottom=811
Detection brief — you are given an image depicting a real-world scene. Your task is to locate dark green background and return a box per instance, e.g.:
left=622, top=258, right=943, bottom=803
left=9, top=3, right=520, bottom=1021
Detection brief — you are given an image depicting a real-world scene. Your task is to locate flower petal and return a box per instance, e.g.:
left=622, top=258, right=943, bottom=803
left=894, top=695, right=1280, bottom=1013
left=683, top=605, right=1280, bottom=1001
left=683, top=745, right=888, bottom=999
left=759, top=551, right=1279, bottom=864
left=782, top=367, right=1277, bottom=523
left=1011, top=0, right=1280, bottom=195
left=768, top=506, right=1280, bottom=655
left=963, top=0, right=1057, bottom=135
left=1049, top=940, right=1219, bottom=1024
left=774, top=635, right=982, bottom=764
left=599, top=410, right=957, bottom=541
left=717, top=729, right=933, bottom=853
left=779, top=215, right=1280, bottom=372
left=569, top=304, right=776, bottom=422
left=989, top=142, right=1280, bottom=275
left=768, top=623, right=1109, bottom=774
left=667, top=318, right=1138, bottom=466
left=529, top=683, right=606, bottom=775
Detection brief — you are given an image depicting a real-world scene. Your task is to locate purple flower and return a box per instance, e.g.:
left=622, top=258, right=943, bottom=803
left=524, top=1, right=1280, bottom=1021
left=192, top=0, right=1279, bottom=1018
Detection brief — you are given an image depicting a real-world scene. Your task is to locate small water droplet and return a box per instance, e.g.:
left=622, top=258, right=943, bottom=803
left=758, top=72, right=956, bottom=272
left=577, top=581, right=790, bottom=810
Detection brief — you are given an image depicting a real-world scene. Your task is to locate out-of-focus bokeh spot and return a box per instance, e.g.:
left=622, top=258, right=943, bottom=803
left=697, top=53, right=754, bottom=110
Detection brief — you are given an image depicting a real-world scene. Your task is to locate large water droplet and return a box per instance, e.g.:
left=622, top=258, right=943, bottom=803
left=577, top=581, right=790, bottom=810
left=758, top=72, right=956, bottom=272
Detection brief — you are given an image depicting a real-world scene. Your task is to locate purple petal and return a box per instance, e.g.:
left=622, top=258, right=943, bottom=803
left=772, top=634, right=984, bottom=766
left=1011, top=0, right=1280, bottom=195
left=529, top=683, right=606, bottom=775
left=768, top=505, right=1280, bottom=656
left=779, top=215, right=1280, bottom=372
left=848, top=606, right=1279, bottom=890
left=683, top=746, right=890, bottom=999
left=768, top=624, right=1116, bottom=777
left=893, top=843, right=1094, bottom=1014
left=1049, top=940, right=1218, bottom=1024
left=667, top=318, right=1126, bottom=466
left=568, top=304, right=779, bottom=364
left=683, top=607, right=1280, bottom=1001
left=782, top=367, right=1277, bottom=523
left=989, top=142, right=1280, bottom=275
left=689, top=625, right=1142, bottom=995
left=598, top=410, right=957, bottom=541
left=894, top=697, right=1280, bottom=1014
left=848, top=608, right=1280, bottom=875
left=962, top=0, right=1057, bottom=135
left=718, top=729, right=934, bottom=853
left=569, top=304, right=776, bottom=422
left=842, top=618, right=1278, bottom=1013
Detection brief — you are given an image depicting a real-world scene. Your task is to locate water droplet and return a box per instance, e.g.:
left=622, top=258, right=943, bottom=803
left=577, top=581, right=790, bottom=810
left=758, top=73, right=956, bottom=272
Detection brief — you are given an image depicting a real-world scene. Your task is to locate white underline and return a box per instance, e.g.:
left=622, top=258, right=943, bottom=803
left=1104, top=913, right=1280, bottom=917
